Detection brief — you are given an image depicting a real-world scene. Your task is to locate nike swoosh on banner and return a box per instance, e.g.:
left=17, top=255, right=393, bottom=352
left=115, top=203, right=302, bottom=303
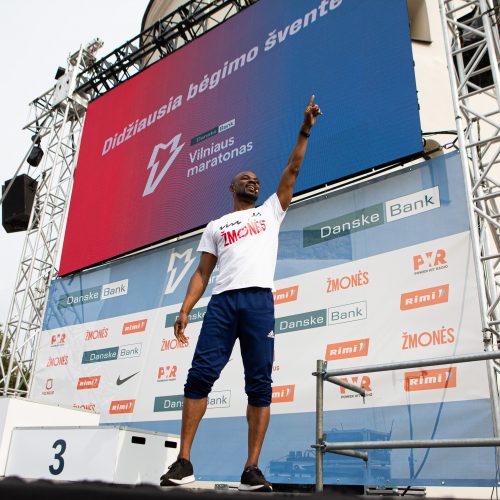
left=116, top=371, right=140, bottom=386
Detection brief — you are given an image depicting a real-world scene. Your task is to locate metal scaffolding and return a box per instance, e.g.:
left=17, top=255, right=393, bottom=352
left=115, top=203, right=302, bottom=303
left=0, top=41, right=102, bottom=395
left=313, top=352, right=500, bottom=492
left=0, top=0, right=256, bottom=395
left=311, top=1, right=500, bottom=491
left=439, top=0, right=500, bottom=436
left=76, top=0, right=256, bottom=100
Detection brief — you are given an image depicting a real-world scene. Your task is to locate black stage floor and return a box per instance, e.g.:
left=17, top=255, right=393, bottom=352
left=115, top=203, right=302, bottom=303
left=0, top=476, right=396, bottom=499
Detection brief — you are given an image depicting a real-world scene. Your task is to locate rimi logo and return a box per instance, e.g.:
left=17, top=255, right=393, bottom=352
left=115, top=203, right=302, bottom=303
left=326, top=338, right=370, bottom=361
left=273, top=286, right=299, bottom=305
left=272, top=384, right=295, bottom=403
left=122, top=319, right=147, bottom=335
left=77, top=376, right=101, bottom=390
left=404, top=368, right=457, bottom=392
left=400, top=284, right=449, bottom=310
left=109, top=399, right=135, bottom=414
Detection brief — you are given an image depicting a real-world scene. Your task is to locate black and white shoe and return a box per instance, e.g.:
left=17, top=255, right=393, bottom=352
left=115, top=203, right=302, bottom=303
left=160, top=458, right=195, bottom=486
left=238, top=465, right=273, bottom=492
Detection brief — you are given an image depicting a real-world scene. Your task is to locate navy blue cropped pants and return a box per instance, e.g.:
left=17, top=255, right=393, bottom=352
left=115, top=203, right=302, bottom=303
left=184, top=287, right=275, bottom=407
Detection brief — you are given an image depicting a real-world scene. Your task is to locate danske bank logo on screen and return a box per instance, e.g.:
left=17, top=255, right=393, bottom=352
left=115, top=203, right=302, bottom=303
left=58, top=279, right=128, bottom=308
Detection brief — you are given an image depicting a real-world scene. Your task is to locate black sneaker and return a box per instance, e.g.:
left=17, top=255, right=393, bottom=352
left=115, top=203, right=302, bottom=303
left=160, top=458, right=195, bottom=486
left=238, top=465, right=273, bottom=492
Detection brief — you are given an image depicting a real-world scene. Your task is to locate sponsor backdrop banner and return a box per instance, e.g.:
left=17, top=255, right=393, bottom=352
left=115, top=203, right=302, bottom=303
left=59, top=0, right=421, bottom=275
left=32, top=153, right=496, bottom=486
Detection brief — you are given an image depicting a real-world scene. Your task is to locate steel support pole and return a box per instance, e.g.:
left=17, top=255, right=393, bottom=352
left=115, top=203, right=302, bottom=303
left=324, top=437, right=500, bottom=451
left=315, top=360, right=325, bottom=493
left=325, top=350, right=500, bottom=378
left=327, top=376, right=366, bottom=397
left=330, top=449, right=368, bottom=461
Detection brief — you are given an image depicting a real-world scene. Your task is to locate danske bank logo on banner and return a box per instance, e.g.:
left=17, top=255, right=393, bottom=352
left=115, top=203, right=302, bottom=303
left=275, top=310, right=326, bottom=335
left=154, top=391, right=231, bottom=412
left=58, top=279, right=129, bottom=308
left=328, top=301, right=367, bottom=325
left=81, top=343, right=142, bottom=364
left=303, top=187, right=440, bottom=247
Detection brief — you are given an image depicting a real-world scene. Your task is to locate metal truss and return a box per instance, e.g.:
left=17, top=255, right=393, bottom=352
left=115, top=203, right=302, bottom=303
left=76, top=0, right=257, bottom=100
left=0, top=41, right=103, bottom=395
left=439, top=0, right=500, bottom=438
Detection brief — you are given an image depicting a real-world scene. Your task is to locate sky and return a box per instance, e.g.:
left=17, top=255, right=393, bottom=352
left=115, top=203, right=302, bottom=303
left=0, top=0, right=150, bottom=326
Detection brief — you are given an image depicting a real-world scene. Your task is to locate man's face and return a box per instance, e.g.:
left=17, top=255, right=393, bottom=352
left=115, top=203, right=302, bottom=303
left=231, top=171, right=260, bottom=202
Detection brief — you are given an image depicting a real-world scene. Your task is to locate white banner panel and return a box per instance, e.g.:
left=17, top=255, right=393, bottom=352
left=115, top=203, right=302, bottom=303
left=31, top=152, right=496, bottom=486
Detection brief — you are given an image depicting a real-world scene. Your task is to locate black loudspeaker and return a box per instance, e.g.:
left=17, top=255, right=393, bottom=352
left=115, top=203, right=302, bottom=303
left=2, top=174, right=38, bottom=233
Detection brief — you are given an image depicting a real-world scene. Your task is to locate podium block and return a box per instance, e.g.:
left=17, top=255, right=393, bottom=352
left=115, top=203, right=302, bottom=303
left=5, top=426, right=180, bottom=484
left=0, top=397, right=99, bottom=476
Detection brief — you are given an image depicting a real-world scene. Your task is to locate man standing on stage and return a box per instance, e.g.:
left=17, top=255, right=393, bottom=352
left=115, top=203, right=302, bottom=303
left=160, top=96, right=322, bottom=491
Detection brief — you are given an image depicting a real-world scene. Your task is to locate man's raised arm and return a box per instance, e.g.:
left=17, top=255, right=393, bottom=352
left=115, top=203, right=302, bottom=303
left=277, top=95, right=322, bottom=211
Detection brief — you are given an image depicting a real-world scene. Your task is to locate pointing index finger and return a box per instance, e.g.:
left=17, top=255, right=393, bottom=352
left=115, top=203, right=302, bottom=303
left=307, top=95, right=315, bottom=108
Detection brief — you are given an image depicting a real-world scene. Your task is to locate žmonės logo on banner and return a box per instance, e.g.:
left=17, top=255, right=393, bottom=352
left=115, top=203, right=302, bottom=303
left=31, top=152, right=493, bottom=485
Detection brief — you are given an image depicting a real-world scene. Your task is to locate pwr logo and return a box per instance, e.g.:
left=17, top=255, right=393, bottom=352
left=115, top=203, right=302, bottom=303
left=326, top=339, right=370, bottom=361
left=161, top=337, right=190, bottom=351
left=404, top=368, right=457, bottom=392
left=400, top=284, right=449, bottom=310
left=413, top=249, right=448, bottom=275
left=273, top=286, right=299, bottom=305
left=339, top=376, right=372, bottom=399
left=50, top=333, right=66, bottom=347
left=77, top=376, right=101, bottom=390
left=157, top=365, right=177, bottom=382
left=109, top=399, right=136, bottom=414
left=85, top=327, right=109, bottom=341
left=272, top=384, right=295, bottom=403
left=122, top=319, right=147, bottom=335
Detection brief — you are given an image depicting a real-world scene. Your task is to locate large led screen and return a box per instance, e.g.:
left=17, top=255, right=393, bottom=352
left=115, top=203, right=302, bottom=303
left=60, top=0, right=422, bottom=275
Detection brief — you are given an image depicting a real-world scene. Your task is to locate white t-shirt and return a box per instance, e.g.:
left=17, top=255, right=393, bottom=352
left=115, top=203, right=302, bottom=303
left=197, top=193, right=286, bottom=295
